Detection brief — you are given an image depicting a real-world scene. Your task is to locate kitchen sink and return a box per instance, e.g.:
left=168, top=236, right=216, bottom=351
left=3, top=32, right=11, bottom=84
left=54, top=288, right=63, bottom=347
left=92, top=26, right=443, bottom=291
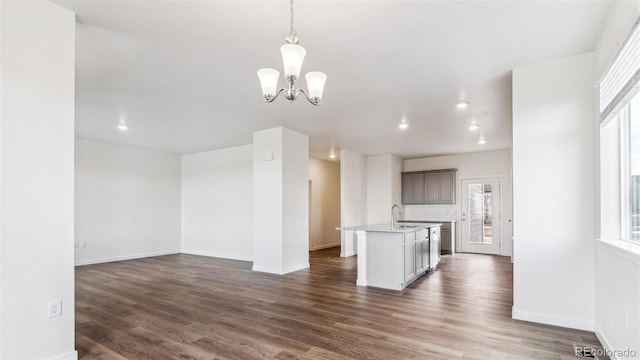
left=393, top=224, right=419, bottom=229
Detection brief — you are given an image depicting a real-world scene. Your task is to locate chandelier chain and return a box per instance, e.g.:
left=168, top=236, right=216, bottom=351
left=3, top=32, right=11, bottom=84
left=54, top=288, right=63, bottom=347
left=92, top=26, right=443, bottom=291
left=289, top=0, right=296, bottom=37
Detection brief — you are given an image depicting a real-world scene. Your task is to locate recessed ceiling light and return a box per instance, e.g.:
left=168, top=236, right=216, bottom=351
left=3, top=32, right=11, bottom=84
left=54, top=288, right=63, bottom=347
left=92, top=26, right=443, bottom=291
left=399, top=121, right=409, bottom=129
left=456, top=101, right=469, bottom=109
left=329, top=152, right=336, bottom=159
left=469, top=123, right=480, bottom=131
left=117, top=124, right=128, bottom=131
left=478, top=138, right=486, bottom=145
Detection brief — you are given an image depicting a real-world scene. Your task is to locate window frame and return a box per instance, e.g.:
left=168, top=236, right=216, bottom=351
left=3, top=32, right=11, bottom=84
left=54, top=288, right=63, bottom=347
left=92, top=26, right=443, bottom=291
left=599, top=17, right=640, bottom=247
left=619, top=102, right=632, bottom=242
left=604, top=94, right=640, bottom=244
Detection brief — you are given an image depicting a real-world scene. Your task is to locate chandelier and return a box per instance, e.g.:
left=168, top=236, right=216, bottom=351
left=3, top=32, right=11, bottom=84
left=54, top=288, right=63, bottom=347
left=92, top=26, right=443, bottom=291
left=257, top=0, right=327, bottom=105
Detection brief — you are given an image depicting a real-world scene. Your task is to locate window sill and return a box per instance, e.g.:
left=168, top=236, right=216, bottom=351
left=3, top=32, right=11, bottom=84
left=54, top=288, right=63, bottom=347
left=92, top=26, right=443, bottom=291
left=597, top=238, right=640, bottom=265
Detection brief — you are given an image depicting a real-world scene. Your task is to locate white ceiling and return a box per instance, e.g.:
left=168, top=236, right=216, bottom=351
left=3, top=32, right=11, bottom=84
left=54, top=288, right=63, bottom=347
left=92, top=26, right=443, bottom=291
left=56, top=0, right=612, bottom=160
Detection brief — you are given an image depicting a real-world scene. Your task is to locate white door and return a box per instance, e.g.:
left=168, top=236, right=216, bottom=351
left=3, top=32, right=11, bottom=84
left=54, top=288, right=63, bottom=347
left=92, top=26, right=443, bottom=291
left=460, top=178, right=500, bottom=255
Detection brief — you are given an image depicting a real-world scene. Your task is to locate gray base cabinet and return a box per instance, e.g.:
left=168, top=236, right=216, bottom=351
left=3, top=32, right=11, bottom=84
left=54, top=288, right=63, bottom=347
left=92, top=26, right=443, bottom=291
left=439, top=222, right=456, bottom=254
left=403, top=236, right=416, bottom=283
left=366, top=227, right=435, bottom=291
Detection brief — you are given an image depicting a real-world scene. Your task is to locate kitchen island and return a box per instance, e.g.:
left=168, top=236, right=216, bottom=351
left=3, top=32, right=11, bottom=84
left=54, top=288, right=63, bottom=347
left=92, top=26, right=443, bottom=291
left=398, top=220, right=456, bottom=254
left=338, top=223, right=441, bottom=290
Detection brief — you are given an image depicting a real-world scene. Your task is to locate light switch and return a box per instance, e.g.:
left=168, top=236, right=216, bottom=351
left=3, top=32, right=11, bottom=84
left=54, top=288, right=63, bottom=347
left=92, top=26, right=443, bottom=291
left=263, top=152, right=274, bottom=161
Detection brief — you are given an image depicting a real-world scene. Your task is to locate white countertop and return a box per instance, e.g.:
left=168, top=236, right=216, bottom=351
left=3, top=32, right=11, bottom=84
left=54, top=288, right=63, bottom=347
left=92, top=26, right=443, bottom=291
left=399, top=219, right=456, bottom=223
left=337, top=223, right=441, bottom=233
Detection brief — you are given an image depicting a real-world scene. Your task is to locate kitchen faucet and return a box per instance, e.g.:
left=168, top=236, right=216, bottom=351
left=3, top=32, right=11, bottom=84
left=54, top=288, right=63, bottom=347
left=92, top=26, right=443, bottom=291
left=391, top=204, right=402, bottom=228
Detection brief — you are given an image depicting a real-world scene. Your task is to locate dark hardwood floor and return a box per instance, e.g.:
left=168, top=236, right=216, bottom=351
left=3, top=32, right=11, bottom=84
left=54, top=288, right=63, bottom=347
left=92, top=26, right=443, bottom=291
left=76, top=249, right=601, bottom=359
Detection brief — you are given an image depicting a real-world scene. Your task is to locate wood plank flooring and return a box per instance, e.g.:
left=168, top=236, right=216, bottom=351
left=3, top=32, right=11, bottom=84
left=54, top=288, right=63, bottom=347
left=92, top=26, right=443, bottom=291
left=76, top=249, right=602, bottom=359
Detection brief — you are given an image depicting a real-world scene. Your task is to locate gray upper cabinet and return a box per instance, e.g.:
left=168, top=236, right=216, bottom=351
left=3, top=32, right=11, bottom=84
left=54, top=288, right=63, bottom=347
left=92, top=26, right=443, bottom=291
left=401, top=172, right=425, bottom=204
left=401, top=169, right=457, bottom=205
left=424, top=173, right=439, bottom=204
left=436, top=171, right=455, bottom=204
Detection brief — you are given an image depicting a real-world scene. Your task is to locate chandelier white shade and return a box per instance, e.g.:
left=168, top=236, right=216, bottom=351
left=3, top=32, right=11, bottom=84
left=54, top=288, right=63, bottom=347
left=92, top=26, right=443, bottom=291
left=257, top=68, right=280, bottom=97
left=257, top=0, right=326, bottom=106
left=305, top=72, right=327, bottom=99
left=280, top=44, right=306, bottom=78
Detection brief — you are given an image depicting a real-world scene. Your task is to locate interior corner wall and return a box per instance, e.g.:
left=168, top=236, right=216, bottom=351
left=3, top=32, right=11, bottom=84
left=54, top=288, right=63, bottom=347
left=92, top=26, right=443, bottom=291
left=181, top=145, right=253, bottom=261
left=512, top=53, right=596, bottom=331
left=75, top=139, right=181, bottom=265
left=594, top=0, right=640, bottom=81
left=252, top=127, right=309, bottom=274
left=340, top=149, right=367, bottom=257
left=0, top=1, right=77, bottom=359
left=403, top=149, right=513, bottom=257
left=281, top=128, right=309, bottom=270
left=309, top=158, right=341, bottom=251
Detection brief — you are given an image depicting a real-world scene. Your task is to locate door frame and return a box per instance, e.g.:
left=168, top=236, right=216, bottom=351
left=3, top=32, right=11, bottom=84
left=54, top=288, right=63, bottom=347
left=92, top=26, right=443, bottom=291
left=457, top=175, right=503, bottom=255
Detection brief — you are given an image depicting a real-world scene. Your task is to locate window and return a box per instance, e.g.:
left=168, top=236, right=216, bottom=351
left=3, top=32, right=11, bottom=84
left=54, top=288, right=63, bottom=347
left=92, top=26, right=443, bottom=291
left=600, top=19, right=640, bottom=244
left=601, top=91, right=640, bottom=243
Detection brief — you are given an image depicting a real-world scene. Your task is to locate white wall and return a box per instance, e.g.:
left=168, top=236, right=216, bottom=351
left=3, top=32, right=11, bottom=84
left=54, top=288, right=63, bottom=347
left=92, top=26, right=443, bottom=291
left=340, top=149, right=367, bottom=257
left=282, top=129, right=309, bottom=270
left=594, top=1, right=640, bottom=357
left=181, top=145, right=253, bottom=261
left=309, top=158, right=341, bottom=251
left=75, top=139, right=181, bottom=265
left=366, top=155, right=403, bottom=225
left=0, top=2, right=77, bottom=359
left=595, top=243, right=640, bottom=359
left=366, top=156, right=391, bottom=224
left=512, top=53, right=596, bottom=331
left=391, top=155, right=403, bottom=213
left=253, top=129, right=283, bottom=271
left=252, top=127, right=309, bottom=274
left=404, top=150, right=513, bottom=257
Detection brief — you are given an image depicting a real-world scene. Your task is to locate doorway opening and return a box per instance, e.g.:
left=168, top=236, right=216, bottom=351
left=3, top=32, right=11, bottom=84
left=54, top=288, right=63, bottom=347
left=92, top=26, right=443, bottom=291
left=308, top=158, right=341, bottom=257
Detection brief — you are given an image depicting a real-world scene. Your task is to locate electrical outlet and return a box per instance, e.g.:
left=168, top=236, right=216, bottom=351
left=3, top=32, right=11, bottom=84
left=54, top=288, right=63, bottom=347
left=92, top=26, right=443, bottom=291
left=80, top=241, right=87, bottom=248
left=74, top=242, right=79, bottom=249
left=48, top=299, right=62, bottom=318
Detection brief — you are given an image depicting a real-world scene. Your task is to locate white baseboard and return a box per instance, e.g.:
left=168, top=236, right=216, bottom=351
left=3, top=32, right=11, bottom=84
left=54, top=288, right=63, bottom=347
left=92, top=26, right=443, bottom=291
left=341, top=250, right=356, bottom=257
left=181, top=249, right=253, bottom=262
left=252, top=262, right=310, bottom=275
left=283, top=262, right=310, bottom=273
left=75, top=250, right=180, bottom=266
left=252, top=265, right=282, bottom=274
left=356, top=279, right=368, bottom=286
left=594, top=326, right=620, bottom=360
left=50, top=350, right=78, bottom=360
left=512, top=307, right=594, bottom=331
left=310, top=242, right=341, bottom=251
